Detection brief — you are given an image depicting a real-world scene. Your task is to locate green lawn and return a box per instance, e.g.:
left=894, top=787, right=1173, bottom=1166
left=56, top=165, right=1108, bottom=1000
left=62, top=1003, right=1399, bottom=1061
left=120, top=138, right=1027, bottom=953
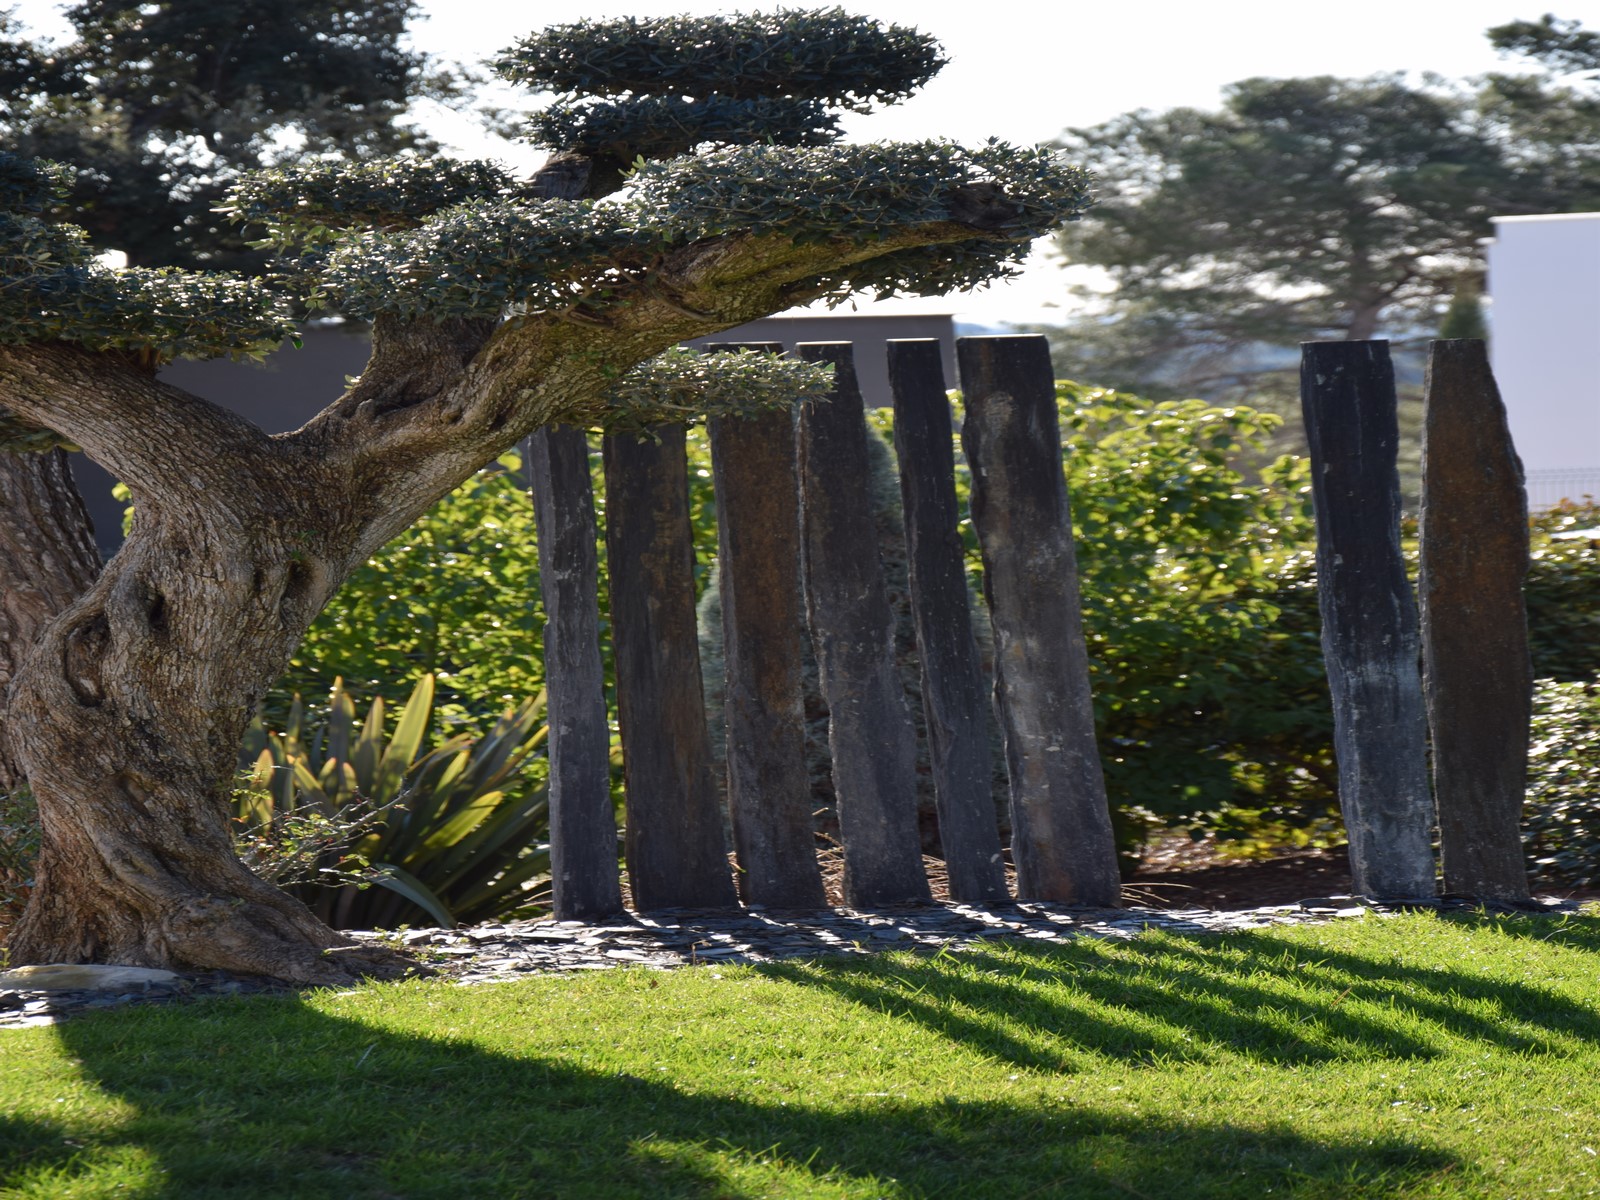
left=4, top=912, right=1600, bottom=1199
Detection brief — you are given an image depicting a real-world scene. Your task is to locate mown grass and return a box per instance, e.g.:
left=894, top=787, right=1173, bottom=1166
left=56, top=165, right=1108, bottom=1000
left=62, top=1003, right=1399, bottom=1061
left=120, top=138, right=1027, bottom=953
left=4, top=912, right=1600, bottom=1199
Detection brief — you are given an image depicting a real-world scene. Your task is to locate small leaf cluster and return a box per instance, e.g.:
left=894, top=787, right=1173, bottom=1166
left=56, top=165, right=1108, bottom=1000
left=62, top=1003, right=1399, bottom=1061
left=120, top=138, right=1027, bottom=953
left=1, top=255, right=294, bottom=360
left=525, top=95, right=842, bottom=160
left=628, top=140, right=1092, bottom=303
left=496, top=8, right=944, bottom=111
left=2, top=155, right=296, bottom=365
left=600, top=346, right=835, bottom=432
left=0, top=152, right=70, bottom=215
left=220, top=156, right=521, bottom=249
left=318, top=198, right=651, bottom=320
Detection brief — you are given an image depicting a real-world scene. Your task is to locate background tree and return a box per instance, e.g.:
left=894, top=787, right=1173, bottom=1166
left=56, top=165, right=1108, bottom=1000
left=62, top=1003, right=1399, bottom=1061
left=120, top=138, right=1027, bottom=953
left=1044, top=19, right=1600, bottom=409
left=0, top=10, right=1088, bottom=985
left=0, top=0, right=460, bottom=271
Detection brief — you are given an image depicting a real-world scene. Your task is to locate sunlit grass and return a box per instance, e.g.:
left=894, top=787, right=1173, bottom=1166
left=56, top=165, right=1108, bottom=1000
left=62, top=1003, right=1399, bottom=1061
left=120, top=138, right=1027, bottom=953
left=5, top=912, right=1600, bottom=1198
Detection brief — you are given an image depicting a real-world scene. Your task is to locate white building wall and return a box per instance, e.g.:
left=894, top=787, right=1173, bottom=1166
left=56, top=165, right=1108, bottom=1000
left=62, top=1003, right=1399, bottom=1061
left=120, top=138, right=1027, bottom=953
left=1487, top=213, right=1600, bottom=507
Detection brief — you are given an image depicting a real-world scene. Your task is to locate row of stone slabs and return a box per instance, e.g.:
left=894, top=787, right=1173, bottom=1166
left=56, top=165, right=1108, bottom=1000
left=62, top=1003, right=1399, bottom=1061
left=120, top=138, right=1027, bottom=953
left=3, top=895, right=1585, bottom=1030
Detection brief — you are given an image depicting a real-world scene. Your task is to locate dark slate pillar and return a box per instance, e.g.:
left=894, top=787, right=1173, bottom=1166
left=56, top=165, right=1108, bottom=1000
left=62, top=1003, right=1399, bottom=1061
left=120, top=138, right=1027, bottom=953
left=886, top=339, right=1009, bottom=903
left=957, top=335, right=1121, bottom=908
left=527, top=425, right=622, bottom=920
left=1419, top=339, right=1533, bottom=901
left=602, top=424, right=739, bottom=911
left=796, top=342, right=931, bottom=907
left=705, top=341, right=827, bottom=910
left=1299, top=340, right=1436, bottom=899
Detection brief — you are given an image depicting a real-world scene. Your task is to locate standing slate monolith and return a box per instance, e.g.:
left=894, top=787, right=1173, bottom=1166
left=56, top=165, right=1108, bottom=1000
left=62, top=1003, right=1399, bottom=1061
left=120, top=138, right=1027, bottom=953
left=957, top=335, right=1121, bottom=907
left=527, top=425, right=623, bottom=920
left=603, top=424, right=739, bottom=911
left=796, top=342, right=931, bottom=907
left=705, top=341, right=827, bottom=910
left=1299, top=340, right=1435, bottom=899
left=886, top=338, right=1009, bottom=903
left=1419, top=339, right=1533, bottom=902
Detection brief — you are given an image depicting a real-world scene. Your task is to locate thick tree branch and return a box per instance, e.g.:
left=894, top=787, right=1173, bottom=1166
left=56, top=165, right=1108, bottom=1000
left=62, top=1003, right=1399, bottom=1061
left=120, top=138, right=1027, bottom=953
left=297, top=212, right=1025, bottom=557
left=0, top=344, right=281, bottom=496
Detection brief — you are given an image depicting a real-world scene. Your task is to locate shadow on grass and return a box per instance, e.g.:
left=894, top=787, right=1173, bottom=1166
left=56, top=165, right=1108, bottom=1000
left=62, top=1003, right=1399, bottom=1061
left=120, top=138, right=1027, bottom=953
left=755, top=918, right=1600, bottom=1072
left=3, top=981, right=1457, bottom=1200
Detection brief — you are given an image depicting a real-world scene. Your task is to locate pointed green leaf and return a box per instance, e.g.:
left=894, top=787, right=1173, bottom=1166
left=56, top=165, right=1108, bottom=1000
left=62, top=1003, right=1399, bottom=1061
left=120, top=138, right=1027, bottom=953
left=366, top=863, right=456, bottom=929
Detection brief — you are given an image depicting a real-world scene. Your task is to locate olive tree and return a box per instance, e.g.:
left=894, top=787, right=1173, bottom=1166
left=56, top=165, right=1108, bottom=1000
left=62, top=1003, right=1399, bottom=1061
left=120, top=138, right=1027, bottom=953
left=0, top=10, right=1089, bottom=984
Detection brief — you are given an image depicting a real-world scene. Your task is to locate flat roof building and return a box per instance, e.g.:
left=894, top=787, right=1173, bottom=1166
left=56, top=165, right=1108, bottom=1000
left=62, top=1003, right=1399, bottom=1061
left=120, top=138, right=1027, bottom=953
left=1486, top=212, right=1600, bottom=509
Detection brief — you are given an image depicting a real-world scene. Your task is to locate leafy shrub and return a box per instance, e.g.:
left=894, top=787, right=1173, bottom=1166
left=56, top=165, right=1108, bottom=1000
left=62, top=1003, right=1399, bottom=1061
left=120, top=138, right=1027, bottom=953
left=268, top=451, right=543, bottom=737
left=1526, top=502, right=1600, bottom=682
left=1523, top=679, right=1600, bottom=886
left=1048, top=384, right=1331, bottom=849
left=240, top=674, right=549, bottom=929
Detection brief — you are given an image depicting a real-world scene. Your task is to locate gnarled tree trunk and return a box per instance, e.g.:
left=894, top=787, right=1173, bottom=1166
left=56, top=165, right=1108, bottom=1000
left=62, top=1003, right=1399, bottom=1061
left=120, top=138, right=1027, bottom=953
left=5, top=517, right=414, bottom=983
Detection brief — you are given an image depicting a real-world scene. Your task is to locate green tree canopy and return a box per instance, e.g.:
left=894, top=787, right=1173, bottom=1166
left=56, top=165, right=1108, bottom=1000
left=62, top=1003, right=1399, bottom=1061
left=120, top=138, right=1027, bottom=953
left=1045, top=20, right=1600, bottom=403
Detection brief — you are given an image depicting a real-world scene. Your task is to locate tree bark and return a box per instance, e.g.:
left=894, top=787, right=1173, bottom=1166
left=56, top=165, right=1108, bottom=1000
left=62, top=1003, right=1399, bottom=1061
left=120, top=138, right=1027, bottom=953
left=4, top=507, right=417, bottom=982
left=0, top=449, right=103, bottom=793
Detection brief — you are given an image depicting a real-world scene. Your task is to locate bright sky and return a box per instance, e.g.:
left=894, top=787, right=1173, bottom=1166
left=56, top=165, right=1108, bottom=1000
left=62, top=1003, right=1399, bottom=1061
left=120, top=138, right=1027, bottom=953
left=10, top=0, right=1599, bottom=323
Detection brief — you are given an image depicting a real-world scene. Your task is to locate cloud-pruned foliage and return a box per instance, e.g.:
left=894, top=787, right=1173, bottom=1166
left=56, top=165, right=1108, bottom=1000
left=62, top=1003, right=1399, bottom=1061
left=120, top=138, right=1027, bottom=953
left=495, top=8, right=944, bottom=110
left=314, top=141, right=1091, bottom=320
left=0, top=152, right=293, bottom=376
left=525, top=95, right=843, bottom=159
left=601, top=345, right=835, bottom=432
left=220, top=157, right=522, bottom=248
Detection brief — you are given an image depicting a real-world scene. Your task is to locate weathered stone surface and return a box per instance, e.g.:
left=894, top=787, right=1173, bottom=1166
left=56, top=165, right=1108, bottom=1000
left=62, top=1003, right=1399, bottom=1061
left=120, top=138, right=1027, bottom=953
left=796, top=342, right=931, bottom=907
left=603, top=423, right=739, bottom=911
left=527, top=425, right=623, bottom=921
left=705, top=341, right=827, bottom=910
left=1299, top=340, right=1436, bottom=898
left=957, top=335, right=1121, bottom=907
left=1419, top=339, right=1533, bottom=901
left=0, top=964, right=179, bottom=990
left=886, top=338, right=1008, bottom=903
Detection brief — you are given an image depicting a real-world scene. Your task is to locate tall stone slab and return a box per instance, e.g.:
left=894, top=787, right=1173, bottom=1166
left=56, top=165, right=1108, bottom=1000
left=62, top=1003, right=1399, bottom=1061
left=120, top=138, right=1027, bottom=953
left=602, top=424, right=739, bottom=911
left=795, top=342, right=931, bottom=907
left=705, top=341, right=827, bottom=910
left=526, top=425, right=622, bottom=920
left=1299, top=340, right=1435, bottom=899
left=1419, top=339, right=1533, bottom=901
left=886, top=339, right=1009, bottom=903
left=956, top=335, right=1121, bottom=907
